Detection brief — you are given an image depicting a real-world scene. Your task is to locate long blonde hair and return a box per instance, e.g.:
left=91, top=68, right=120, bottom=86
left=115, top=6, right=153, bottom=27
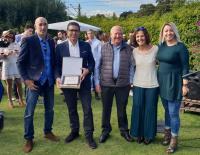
left=159, top=22, right=181, bottom=44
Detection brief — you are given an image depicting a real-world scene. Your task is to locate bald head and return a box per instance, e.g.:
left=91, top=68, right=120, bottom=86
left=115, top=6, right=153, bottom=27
left=110, top=26, right=123, bottom=34
left=110, top=26, right=123, bottom=46
left=35, top=17, right=47, bottom=25
left=35, top=17, right=48, bottom=39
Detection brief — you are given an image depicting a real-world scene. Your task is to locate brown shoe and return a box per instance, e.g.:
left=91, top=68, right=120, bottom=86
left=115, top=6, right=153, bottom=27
left=23, top=140, right=33, bottom=153
left=162, top=128, right=171, bottom=146
left=166, top=136, right=178, bottom=153
left=44, top=132, right=60, bottom=142
left=8, top=102, right=14, bottom=109
left=19, top=100, right=25, bottom=107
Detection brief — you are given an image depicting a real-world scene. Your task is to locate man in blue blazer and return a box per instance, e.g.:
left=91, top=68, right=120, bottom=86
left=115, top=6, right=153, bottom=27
left=17, top=17, right=59, bottom=153
left=55, top=22, right=97, bottom=149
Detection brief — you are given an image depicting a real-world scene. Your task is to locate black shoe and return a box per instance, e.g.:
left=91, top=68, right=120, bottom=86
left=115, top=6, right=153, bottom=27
left=144, top=139, right=152, bottom=145
left=121, top=132, right=133, bottom=142
left=65, top=132, right=79, bottom=143
left=99, top=133, right=109, bottom=143
left=136, top=137, right=144, bottom=144
left=95, top=93, right=101, bottom=100
left=86, top=136, right=97, bottom=149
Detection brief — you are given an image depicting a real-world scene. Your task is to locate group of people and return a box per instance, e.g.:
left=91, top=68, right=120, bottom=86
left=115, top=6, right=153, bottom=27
left=0, top=24, right=34, bottom=108
left=1, top=16, right=189, bottom=154
left=129, top=23, right=189, bottom=155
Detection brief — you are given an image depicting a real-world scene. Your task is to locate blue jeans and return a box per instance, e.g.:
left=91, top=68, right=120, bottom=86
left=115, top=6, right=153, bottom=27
left=24, top=81, right=54, bottom=140
left=161, top=98, right=181, bottom=136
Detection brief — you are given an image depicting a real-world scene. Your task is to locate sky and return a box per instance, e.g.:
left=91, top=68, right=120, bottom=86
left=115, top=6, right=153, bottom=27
left=64, top=0, right=157, bottom=17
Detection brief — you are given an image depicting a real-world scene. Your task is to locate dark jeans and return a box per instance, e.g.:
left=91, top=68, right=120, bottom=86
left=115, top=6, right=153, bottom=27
left=101, top=85, right=130, bottom=134
left=24, top=81, right=54, bottom=140
left=62, top=88, right=94, bottom=137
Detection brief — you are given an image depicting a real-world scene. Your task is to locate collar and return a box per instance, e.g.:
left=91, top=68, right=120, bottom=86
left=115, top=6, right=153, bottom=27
left=68, top=40, right=79, bottom=47
left=109, top=40, right=122, bottom=49
left=109, top=40, right=127, bottom=50
left=88, top=37, right=97, bottom=42
left=36, top=33, right=49, bottom=42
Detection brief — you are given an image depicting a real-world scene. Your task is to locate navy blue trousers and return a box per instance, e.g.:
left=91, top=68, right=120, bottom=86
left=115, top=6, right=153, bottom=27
left=130, top=86, right=159, bottom=140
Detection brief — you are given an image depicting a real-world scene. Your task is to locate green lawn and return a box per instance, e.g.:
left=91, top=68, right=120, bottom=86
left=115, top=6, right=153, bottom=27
left=0, top=89, right=200, bottom=155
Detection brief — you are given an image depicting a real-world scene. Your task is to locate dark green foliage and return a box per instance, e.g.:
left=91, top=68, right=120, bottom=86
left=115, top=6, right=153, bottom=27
left=119, top=11, right=133, bottom=19
left=85, top=2, right=200, bottom=70
left=0, top=0, right=67, bottom=31
left=189, top=46, right=200, bottom=71
left=138, top=4, right=156, bottom=16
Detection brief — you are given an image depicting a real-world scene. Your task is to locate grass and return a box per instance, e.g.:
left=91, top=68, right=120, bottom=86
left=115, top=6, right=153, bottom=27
left=0, top=88, right=200, bottom=155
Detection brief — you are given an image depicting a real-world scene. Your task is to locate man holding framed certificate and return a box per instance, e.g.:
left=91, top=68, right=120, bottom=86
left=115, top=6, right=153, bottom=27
left=55, top=22, right=97, bottom=149
left=60, top=57, right=83, bottom=88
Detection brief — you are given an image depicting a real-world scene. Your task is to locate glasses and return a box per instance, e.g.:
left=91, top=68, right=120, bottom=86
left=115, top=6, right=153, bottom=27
left=136, top=26, right=146, bottom=31
left=68, top=29, right=79, bottom=33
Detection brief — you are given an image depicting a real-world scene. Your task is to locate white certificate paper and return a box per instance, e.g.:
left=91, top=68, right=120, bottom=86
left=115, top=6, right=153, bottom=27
left=63, top=76, right=79, bottom=85
left=61, top=57, right=83, bottom=88
left=62, top=57, right=83, bottom=76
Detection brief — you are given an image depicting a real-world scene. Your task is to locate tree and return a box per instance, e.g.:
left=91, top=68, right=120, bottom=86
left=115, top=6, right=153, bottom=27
left=95, top=14, right=106, bottom=18
left=138, top=4, right=156, bottom=16
left=112, top=12, right=117, bottom=20
left=119, top=11, right=133, bottom=18
left=155, top=0, right=175, bottom=14
left=0, top=0, right=68, bottom=30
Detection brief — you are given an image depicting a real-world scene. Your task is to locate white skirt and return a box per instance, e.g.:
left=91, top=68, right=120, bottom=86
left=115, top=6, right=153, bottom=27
left=1, top=55, right=21, bottom=80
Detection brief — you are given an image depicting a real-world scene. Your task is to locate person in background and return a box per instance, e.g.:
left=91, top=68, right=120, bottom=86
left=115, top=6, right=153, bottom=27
left=55, top=22, right=97, bottom=149
left=15, top=23, right=34, bottom=99
left=127, top=30, right=135, bottom=49
left=130, top=27, right=159, bottom=145
left=1, top=30, right=25, bottom=108
left=102, top=33, right=110, bottom=44
left=122, top=34, right=127, bottom=42
left=96, top=31, right=103, bottom=42
left=17, top=17, right=59, bottom=153
left=95, top=25, right=134, bottom=143
left=15, top=24, right=34, bottom=45
left=157, top=22, right=189, bottom=153
left=86, top=29, right=101, bottom=100
left=57, top=30, right=67, bottom=44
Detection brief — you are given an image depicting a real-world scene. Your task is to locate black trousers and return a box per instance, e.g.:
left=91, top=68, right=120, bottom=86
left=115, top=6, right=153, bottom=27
left=101, top=85, right=130, bottom=134
left=62, top=88, right=94, bottom=137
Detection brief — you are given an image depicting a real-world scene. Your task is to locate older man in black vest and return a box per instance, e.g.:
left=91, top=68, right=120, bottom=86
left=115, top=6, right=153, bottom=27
left=94, top=25, right=134, bottom=143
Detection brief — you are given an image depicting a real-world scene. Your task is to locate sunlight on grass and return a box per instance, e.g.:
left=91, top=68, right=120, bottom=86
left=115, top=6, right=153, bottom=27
left=0, top=88, right=200, bottom=155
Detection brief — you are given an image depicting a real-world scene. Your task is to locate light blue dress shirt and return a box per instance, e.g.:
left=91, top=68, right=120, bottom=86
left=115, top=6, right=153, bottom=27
left=113, top=44, right=121, bottom=79
left=94, top=42, right=134, bottom=86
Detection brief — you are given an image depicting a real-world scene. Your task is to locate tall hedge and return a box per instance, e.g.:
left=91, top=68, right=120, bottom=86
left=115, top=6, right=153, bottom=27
left=84, top=2, right=200, bottom=70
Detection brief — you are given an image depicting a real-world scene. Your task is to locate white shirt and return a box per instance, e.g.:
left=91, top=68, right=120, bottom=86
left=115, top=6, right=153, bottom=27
left=133, top=45, right=159, bottom=88
left=86, top=37, right=101, bottom=61
left=57, top=38, right=67, bottom=45
left=68, top=40, right=80, bottom=57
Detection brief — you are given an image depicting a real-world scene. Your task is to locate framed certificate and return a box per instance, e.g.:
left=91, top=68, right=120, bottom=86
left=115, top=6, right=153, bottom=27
left=60, top=57, right=83, bottom=89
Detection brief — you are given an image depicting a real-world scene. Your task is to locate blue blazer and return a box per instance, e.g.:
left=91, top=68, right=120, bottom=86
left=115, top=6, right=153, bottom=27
left=55, top=40, right=95, bottom=90
left=17, top=34, right=55, bottom=82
